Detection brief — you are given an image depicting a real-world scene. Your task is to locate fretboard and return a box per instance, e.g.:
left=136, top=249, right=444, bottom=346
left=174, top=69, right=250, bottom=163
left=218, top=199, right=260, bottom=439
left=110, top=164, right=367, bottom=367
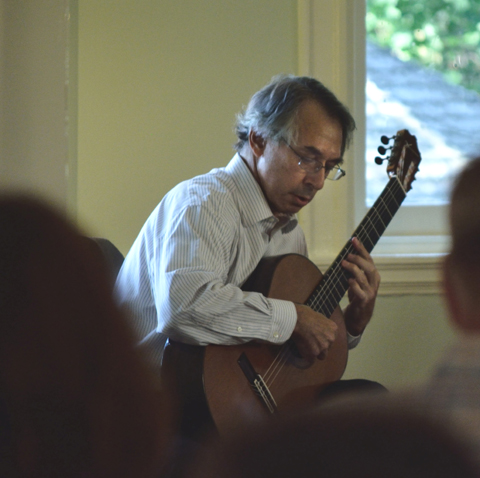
left=305, top=176, right=406, bottom=317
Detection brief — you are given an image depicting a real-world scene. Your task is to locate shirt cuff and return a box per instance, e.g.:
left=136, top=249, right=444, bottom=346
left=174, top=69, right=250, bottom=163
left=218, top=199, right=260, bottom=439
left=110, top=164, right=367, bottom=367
left=268, top=298, right=362, bottom=349
left=268, top=299, right=297, bottom=344
left=347, top=330, right=362, bottom=349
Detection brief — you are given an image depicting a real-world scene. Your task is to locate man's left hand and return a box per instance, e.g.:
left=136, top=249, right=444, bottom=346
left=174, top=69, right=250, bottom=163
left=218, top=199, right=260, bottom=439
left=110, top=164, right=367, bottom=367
left=341, top=237, right=381, bottom=337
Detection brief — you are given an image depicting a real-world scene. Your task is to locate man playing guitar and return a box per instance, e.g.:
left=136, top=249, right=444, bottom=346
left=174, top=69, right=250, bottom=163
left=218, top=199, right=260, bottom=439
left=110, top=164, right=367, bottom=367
left=115, top=75, right=382, bottom=440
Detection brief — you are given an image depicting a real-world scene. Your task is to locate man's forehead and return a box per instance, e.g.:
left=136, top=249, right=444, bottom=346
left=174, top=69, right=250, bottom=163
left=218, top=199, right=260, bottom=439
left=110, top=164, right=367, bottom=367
left=294, top=103, right=342, bottom=150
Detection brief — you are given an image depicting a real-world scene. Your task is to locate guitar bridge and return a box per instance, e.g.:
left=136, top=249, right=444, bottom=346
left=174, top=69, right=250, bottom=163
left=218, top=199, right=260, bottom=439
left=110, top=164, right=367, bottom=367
left=238, top=352, right=277, bottom=414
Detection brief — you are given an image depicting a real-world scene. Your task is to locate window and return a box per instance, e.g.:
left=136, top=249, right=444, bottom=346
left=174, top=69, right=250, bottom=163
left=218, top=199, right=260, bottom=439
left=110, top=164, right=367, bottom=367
left=365, top=0, right=480, bottom=239
left=298, top=0, right=459, bottom=294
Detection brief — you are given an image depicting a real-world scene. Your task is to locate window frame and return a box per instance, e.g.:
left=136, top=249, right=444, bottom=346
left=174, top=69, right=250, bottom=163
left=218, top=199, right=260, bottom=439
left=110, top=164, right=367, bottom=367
left=297, top=0, right=446, bottom=295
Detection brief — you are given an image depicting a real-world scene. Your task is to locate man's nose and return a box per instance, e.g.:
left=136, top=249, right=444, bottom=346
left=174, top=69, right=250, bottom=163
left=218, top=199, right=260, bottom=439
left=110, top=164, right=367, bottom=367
left=304, top=167, right=326, bottom=190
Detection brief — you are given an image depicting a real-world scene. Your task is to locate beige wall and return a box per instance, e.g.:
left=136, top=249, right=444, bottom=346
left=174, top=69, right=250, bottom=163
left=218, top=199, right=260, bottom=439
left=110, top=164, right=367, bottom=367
left=77, top=0, right=297, bottom=253
left=0, top=0, right=72, bottom=209
left=343, top=293, right=453, bottom=389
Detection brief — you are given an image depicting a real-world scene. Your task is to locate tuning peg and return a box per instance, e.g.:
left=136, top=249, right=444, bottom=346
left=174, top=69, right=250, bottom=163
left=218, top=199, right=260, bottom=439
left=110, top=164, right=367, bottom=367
left=381, top=135, right=395, bottom=145
left=377, top=145, right=392, bottom=155
left=375, top=156, right=388, bottom=165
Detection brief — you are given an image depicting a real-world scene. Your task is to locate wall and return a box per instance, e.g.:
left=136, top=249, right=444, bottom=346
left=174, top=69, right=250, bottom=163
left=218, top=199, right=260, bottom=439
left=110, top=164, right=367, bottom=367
left=77, top=0, right=297, bottom=253
left=343, top=293, right=453, bottom=389
left=0, top=0, right=72, bottom=209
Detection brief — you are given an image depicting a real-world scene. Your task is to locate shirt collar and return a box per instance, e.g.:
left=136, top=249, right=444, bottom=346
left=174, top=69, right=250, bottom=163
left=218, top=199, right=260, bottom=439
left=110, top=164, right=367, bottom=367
left=225, top=154, right=298, bottom=234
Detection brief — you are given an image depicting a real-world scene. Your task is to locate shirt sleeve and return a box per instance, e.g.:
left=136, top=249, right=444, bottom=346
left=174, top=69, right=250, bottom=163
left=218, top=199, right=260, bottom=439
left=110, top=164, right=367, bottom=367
left=347, top=331, right=362, bottom=349
left=154, top=201, right=297, bottom=346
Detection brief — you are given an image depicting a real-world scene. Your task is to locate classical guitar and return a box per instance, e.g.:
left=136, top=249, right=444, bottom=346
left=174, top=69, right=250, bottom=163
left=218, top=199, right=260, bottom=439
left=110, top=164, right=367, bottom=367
left=162, top=129, right=421, bottom=438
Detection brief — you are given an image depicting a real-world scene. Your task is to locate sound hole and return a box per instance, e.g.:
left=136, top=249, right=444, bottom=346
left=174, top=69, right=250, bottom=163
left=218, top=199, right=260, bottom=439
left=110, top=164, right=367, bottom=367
left=287, top=341, right=314, bottom=370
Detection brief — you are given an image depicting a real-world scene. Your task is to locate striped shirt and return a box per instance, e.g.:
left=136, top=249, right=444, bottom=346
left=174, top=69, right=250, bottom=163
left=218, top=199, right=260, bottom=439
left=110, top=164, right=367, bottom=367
left=115, top=154, right=306, bottom=346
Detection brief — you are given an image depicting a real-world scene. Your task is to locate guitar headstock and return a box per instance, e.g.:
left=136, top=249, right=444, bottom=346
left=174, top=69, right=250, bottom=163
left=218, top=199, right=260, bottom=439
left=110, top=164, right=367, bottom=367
left=375, top=129, right=421, bottom=192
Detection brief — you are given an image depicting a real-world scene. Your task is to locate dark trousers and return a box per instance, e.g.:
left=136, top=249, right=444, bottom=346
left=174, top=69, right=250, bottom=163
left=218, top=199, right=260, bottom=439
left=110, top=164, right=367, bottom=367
left=317, top=378, right=388, bottom=404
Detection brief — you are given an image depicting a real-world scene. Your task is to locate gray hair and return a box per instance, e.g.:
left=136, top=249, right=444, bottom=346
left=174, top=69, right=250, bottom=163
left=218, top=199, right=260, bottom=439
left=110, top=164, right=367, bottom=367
left=234, top=74, right=356, bottom=155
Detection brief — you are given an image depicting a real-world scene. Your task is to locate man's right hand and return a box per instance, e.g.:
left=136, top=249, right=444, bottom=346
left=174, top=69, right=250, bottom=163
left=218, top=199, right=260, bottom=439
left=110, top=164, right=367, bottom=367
left=291, top=303, right=338, bottom=362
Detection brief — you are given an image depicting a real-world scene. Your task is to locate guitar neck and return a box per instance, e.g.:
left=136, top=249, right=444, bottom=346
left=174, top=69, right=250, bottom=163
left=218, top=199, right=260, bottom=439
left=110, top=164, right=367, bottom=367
left=306, top=176, right=407, bottom=317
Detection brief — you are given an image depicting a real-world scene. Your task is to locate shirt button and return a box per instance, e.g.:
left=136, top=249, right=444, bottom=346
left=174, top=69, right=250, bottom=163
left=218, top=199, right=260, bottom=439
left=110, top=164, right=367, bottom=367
left=273, top=332, right=279, bottom=339
left=237, top=326, right=243, bottom=333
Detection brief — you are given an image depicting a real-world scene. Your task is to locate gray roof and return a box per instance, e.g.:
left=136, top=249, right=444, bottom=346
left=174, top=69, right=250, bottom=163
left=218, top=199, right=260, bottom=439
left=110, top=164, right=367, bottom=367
left=367, top=40, right=480, bottom=157
left=366, top=40, right=480, bottom=205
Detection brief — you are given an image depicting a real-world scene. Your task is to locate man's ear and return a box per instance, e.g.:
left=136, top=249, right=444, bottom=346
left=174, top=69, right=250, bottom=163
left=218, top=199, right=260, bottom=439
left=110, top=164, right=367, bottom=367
left=249, top=130, right=266, bottom=158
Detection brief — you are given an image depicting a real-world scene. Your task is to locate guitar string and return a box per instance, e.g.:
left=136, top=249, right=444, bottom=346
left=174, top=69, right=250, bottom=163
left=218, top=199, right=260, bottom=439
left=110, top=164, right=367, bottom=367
left=258, top=327, right=296, bottom=383
left=297, top=181, right=396, bottom=325
left=309, top=141, right=418, bottom=315
left=264, top=343, right=302, bottom=389
left=265, top=180, right=406, bottom=387
left=262, top=177, right=405, bottom=389
left=263, top=186, right=403, bottom=390
left=312, top=192, right=395, bottom=312
left=249, top=142, right=419, bottom=394
left=262, top=140, right=419, bottom=388
left=309, top=176, right=405, bottom=316
left=262, top=176, right=406, bottom=389
left=309, top=189, right=402, bottom=317
left=263, top=343, right=293, bottom=383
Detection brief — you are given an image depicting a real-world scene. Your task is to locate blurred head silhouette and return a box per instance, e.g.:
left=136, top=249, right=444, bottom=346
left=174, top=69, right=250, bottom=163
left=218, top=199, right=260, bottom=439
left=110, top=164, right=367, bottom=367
left=443, top=157, right=480, bottom=332
left=0, top=194, right=171, bottom=477
left=192, top=397, right=479, bottom=478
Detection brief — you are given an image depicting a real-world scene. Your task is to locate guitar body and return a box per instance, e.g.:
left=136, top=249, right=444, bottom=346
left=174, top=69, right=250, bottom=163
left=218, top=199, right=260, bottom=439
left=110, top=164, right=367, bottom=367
left=203, top=254, right=348, bottom=436
left=163, top=255, right=348, bottom=438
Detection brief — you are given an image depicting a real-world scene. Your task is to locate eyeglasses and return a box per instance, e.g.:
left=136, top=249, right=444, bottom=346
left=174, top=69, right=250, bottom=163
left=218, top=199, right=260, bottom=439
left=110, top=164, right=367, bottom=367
left=283, top=140, right=346, bottom=181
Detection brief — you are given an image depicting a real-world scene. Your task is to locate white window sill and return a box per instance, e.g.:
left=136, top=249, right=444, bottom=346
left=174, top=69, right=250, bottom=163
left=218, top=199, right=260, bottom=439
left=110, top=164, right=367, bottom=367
left=370, top=254, right=444, bottom=295
left=312, top=236, right=448, bottom=296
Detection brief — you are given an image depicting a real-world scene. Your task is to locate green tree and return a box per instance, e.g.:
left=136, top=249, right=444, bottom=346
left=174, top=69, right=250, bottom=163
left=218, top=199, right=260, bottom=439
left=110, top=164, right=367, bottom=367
left=367, top=0, right=480, bottom=94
